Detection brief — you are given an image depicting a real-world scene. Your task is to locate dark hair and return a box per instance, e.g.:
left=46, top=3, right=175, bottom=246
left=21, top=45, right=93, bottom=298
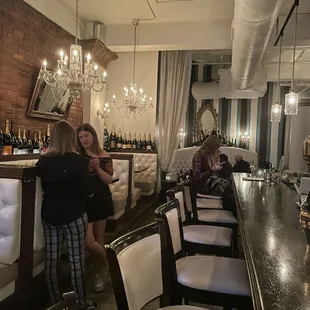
left=77, top=123, right=103, bottom=156
left=219, top=153, right=228, bottom=163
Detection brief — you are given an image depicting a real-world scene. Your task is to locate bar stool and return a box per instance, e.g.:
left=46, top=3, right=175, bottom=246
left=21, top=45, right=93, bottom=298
left=155, top=200, right=253, bottom=310
left=105, top=222, right=210, bottom=310
left=167, top=185, right=233, bottom=257
left=188, top=170, right=238, bottom=255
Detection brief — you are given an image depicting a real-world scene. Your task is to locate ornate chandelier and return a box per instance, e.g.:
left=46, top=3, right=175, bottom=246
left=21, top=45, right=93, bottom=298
left=39, top=0, right=108, bottom=100
left=112, top=21, right=153, bottom=119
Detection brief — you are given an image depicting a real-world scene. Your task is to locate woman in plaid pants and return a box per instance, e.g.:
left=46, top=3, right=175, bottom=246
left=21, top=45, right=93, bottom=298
left=36, top=120, right=96, bottom=310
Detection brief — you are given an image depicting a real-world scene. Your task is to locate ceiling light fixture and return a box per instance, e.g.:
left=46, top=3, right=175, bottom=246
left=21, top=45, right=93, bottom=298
left=39, top=0, right=108, bottom=100
left=111, top=21, right=153, bottom=119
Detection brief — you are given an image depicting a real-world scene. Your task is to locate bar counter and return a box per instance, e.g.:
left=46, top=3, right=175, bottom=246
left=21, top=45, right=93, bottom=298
left=233, top=173, right=310, bottom=310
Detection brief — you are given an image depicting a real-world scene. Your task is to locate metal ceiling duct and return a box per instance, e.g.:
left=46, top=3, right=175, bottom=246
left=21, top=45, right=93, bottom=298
left=231, top=0, right=283, bottom=90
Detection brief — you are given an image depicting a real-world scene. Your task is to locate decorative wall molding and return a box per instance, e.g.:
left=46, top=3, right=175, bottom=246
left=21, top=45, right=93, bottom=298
left=80, top=39, right=118, bottom=69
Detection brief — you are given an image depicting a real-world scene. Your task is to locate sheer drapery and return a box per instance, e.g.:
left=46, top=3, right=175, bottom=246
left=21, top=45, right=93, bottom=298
left=157, top=51, right=192, bottom=172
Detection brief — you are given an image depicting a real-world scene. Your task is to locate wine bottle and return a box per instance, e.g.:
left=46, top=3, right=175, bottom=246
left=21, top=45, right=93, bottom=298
left=27, top=139, right=34, bottom=153
left=22, top=129, right=28, bottom=154
left=117, top=133, right=122, bottom=150
left=146, top=133, right=152, bottom=151
left=16, top=129, right=23, bottom=154
left=3, top=120, right=12, bottom=155
left=0, top=127, right=3, bottom=155
left=33, top=131, right=40, bottom=154
left=142, top=134, right=147, bottom=150
left=110, top=125, right=116, bottom=150
left=46, top=124, right=51, bottom=148
left=137, top=133, right=142, bottom=150
left=234, top=139, right=237, bottom=147
left=132, top=133, right=137, bottom=150
left=10, top=121, right=17, bottom=155
left=42, top=134, right=48, bottom=153
left=38, top=130, right=43, bottom=153
left=152, top=136, right=156, bottom=151
left=103, top=126, right=109, bottom=151
left=127, top=133, right=132, bottom=150
left=122, top=133, right=127, bottom=150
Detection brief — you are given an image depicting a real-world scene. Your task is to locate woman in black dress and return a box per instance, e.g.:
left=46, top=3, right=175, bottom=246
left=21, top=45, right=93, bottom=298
left=77, top=123, right=114, bottom=292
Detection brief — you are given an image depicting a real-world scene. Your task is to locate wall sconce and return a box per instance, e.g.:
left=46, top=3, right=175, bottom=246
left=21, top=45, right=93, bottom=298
left=240, top=132, right=250, bottom=149
left=97, top=102, right=110, bottom=119
left=284, top=91, right=298, bottom=115
left=271, top=102, right=282, bottom=122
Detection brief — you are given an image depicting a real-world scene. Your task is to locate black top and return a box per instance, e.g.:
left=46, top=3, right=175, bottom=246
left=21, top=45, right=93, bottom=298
left=233, top=173, right=310, bottom=310
left=36, top=153, right=93, bottom=225
left=233, top=159, right=250, bottom=173
left=218, top=161, right=233, bottom=179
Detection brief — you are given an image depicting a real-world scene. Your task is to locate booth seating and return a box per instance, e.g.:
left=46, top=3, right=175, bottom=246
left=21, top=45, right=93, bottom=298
left=133, top=153, right=158, bottom=196
left=0, top=161, right=45, bottom=309
left=168, top=146, right=258, bottom=177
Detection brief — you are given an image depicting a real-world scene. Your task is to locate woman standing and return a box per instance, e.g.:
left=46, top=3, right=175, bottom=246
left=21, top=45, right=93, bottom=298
left=77, top=123, right=114, bottom=292
left=36, top=120, right=96, bottom=310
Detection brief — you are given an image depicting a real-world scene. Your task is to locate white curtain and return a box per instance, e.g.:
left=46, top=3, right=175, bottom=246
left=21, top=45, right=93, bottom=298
left=158, top=51, right=192, bottom=172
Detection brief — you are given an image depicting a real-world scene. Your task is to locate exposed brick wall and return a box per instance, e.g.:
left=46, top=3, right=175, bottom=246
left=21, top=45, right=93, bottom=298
left=0, top=0, right=83, bottom=136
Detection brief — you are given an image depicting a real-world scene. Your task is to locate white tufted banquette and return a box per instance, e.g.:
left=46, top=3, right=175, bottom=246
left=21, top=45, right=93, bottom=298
left=134, top=153, right=158, bottom=196
left=168, top=147, right=258, bottom=176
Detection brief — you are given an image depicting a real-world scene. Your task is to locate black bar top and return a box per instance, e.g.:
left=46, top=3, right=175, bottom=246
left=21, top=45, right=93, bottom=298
left=233, top=173, right=310, bottom=310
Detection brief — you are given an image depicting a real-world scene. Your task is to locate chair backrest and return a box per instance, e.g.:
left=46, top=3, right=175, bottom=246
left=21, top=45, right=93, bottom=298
left=188, top=170, right=199, bottom=219
left=105, top=223, right=168, bottom=310
left=166, top=185, right=187, bottom=223
left=155, top=199, right=184, bottom=258
left=183, top=181, right=193, bottom=213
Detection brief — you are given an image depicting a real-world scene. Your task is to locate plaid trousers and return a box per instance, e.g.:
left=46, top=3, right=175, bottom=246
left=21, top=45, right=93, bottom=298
left=43, top=213, right=88, bottom=309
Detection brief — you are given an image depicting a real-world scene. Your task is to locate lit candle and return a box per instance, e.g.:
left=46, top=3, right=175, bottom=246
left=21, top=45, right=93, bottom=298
left=57, top=69, right=62, bottom=75
left=43, top=59, right=47, bottom=71
left=87, top=53, right=91, bottom=64
left=64, top=55, right=68, bottom=66
left=103, top=71, right=107, bottom=81
left=59, top=49, right=64, bottom=61
left=94, top=63, right=98, bottom=74
left=73, top=49, right=78, bottom=61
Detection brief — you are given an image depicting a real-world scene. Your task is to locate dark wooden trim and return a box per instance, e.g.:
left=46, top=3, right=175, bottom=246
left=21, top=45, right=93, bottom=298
left=108, top=150, right=157, bottom=154
left=0, top=154, right=40, bottom=162
left=15, top=168, right=37, bottom=304
left=232, top=177, right=263, bottom=310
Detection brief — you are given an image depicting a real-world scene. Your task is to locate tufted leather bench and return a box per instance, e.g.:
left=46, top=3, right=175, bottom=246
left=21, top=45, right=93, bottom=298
left=133, top=153, right=158, bottom=196
left=0, top=162, right=44, bottom=308
left=168, top=147, right=258, bottom=176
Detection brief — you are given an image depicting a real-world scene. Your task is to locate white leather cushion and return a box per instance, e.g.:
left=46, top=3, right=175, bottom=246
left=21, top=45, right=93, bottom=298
left=197, top=210, right=238, bottom=224
left=159, top=306, right=210, bottom=309
left=197, top=193, right=222, bottom=200
left=135, top=180, right=155, bottom=192
left=166, top=208, right=182, bottom=254
left=176, top=256, right=251, bottom=296
left=132, top=187, right=141, bottom=203
left=0, top=179, right=22, bottom=265
left=133, top=153, right=157, bottom=183
left=183, top=225, right=232, bottom=247
left=184, top=186, right=192, bottom=212
left=196, top=198, right=223, bottom=210
left=174, top=191, right=186, bottom=222
left=118, top=234, right=162, bottom=310
left=109, top=159, right=129, bottom=198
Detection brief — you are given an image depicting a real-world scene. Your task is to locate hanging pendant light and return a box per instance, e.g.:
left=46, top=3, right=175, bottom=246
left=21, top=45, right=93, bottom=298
left=271, top=35, right=283, bottom=122
left=284, top=6, right=299, bottom=115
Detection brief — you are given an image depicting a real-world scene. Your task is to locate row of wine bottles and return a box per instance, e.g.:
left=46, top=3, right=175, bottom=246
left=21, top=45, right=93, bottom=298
left=192, top=130, right=238, bottom=147
left=104, top=126, right=156, bottom=151
left=0, top=120, right=50, bottom=155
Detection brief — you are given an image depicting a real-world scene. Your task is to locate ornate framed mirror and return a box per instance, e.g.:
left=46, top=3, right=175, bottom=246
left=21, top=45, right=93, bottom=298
left=195, top=102, right=219, bottom=135
left=27, top=75, right=73, bottom=121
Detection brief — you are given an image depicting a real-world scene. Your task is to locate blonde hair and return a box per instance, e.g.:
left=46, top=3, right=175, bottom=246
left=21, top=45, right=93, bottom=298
left=44, top=120, right=76, bottom=156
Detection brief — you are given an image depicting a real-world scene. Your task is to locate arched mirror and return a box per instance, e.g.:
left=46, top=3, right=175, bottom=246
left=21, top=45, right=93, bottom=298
left=195, top=103, right=219, bottom=135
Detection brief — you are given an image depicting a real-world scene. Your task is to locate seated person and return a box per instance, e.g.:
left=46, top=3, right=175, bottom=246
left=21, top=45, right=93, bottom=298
left=233, top=154, right=250, bottom=173
left=218, top=153, right=233, bottom=179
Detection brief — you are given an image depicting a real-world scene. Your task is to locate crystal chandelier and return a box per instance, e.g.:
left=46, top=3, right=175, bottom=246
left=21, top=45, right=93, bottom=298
left=39, top=0, right=108, bottom=100
left=112, top=21, right=153, bottom=119
left=271, top=35, right=283, bottom=123
left=96, top=103, right=111, bottom=120
left=285, top=7, right=298, bottom=115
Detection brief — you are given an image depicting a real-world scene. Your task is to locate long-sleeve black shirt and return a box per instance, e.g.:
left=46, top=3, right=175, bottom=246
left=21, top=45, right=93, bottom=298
left=36, top=153, right=93, bottom=225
